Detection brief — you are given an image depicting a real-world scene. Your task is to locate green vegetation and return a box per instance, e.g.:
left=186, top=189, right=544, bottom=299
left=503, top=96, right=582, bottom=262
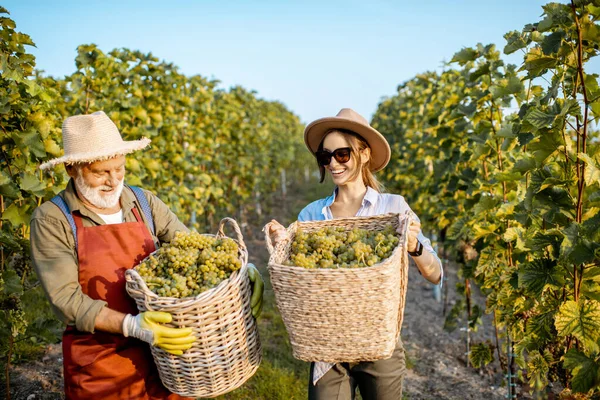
left=372, top=0, right=600, bottom=396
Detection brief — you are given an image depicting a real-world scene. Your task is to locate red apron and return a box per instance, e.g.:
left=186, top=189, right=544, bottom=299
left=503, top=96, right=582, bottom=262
left=62, top=207, right=188, bottom=400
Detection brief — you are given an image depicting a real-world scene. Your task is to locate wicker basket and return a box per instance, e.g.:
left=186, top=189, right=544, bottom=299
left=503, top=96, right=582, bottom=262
left=125, top=218, right=262, bottom=398
left=265, top=213, right=410, bottom=363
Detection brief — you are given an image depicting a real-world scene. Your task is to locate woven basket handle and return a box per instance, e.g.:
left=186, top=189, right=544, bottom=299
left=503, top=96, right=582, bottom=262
left=125, top=269, right=157, bottom=312
left=263, top=221, right=275, bottom=255
left=217, top=217, right=248, bottom=263
left=397, top=212, right=411, bottom=248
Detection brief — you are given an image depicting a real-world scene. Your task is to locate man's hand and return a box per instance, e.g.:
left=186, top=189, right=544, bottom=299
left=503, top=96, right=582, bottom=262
left=247, top=263, right=264, bottom=319
left=123, top=311, right=195, bottom=355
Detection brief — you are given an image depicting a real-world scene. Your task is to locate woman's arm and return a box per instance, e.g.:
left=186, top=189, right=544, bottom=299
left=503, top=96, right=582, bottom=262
left=407, top=218, right=443, bottom=285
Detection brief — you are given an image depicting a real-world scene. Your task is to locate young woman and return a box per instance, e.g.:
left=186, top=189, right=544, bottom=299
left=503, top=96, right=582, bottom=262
left=267, top=108, right=443, bottom=400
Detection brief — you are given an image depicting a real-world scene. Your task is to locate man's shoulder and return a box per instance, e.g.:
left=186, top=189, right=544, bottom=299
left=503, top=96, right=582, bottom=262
left=31, top=193, right=69, bottom=223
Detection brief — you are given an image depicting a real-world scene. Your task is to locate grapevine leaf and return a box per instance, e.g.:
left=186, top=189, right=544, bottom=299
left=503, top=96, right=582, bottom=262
left=496, top=124, right=516, bottom=138
left=519, top=258, right=563, bottom=297
left=19, top=173, right=46, bottom=196
left=2, top=269, right=23, bottom=296
left=528, top=132, right=562, bottom=165
left=525, top=109, right=556, bottom=129
left=525, top=229, right=562, bottom=255
left=451, top=47, right=479, bottom=65
left=563, top=348, right=600, bottom=393
left=14, top=130, right=46, bottom=158
left=469, top=342, right=494, bottom=368
left=561, top=223, right=600, bottom=265
left=527, top=351, right=550, bottom=393
left=0, top=171, right=11, bottom=186
left=591, top=102, right=600, bottom=122
left=1, top=203, right=31, bottom=227
left=579, top=153, right=600, bottom=186
left=541, top=31, right=565, bottom=55
left=494, top=171, right=522, bottom=182
left=513, top=155, right=536, bottom=173
left=527, top=308, right=558, bottom=339
left=504, top=30, right=529, bottom=54
left=555, top=300, right=600, bottom=350
left=0, top=182, right=21, bottom=199
left=522, top=50, right=558, bottom=76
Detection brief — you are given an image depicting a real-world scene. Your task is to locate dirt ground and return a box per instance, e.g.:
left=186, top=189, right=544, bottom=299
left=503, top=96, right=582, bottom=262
left=5, top=238, right=519, bottom=400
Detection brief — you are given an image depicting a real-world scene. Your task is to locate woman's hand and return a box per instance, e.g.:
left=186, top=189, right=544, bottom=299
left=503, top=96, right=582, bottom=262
left=407, top=218, right=421, bottom=253
left=266, top=219, right=289, bottom=248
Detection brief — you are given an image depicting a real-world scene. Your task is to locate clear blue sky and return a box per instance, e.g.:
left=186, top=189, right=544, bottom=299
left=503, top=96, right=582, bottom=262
left=4, top=0, right=596, bottom=124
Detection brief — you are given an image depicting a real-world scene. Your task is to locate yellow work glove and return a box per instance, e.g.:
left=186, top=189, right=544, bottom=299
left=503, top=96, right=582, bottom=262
left=248, top=263, right=264, bottom=319
left=122, top=311, right=195, bottom=355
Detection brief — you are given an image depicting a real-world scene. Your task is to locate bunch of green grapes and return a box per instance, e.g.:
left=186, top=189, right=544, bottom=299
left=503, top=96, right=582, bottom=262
left=285, top=226, right=400, bottom=269
left=135, top=231, right=242, bottom=298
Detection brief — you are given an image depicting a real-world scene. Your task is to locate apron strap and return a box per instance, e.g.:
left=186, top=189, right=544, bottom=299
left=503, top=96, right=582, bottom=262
left=50, top=195, right=78, bottom=251
left=127, top=185, right=155, bottom=236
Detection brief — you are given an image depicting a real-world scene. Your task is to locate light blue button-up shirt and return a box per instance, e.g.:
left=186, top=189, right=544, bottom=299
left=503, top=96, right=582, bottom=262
left=298, top=186, right=443, bottom=384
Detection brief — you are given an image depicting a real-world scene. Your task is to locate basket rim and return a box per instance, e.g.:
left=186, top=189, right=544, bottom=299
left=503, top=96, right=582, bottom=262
left=125, top=231, right=248, bottom=303
left=267, top=212, right=410, bottom=272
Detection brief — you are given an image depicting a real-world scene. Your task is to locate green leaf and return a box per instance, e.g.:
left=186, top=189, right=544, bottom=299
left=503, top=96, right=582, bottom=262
left=563, top=348, right=600, bottom=393
left=527, top=351, right=550, bottom=393
left=469, top=342, right=494, bottom=368
left=504, top=30, right=529, bottom=55
left=451, top=47, right=479, bottom=65
left=591, top=101, right=600, bottom=123
left=0, top=182, right=21, bottom=199
left=1, top=203, right=31, bottom=227
left=494, top=171, right=522, bottom=182
left=555, top=300, right=600, bottom=349
left=496, top=124, right=516, bottom=138
left=522, top=50, right=558, bottom=76
left=13, top=130, right=46, bottom=159
left=519, top=258, right=563, bottom=297
left=528, top=132, right=562, bottom=165
left=537, top=17, right=554, bottom=33
left=19, top=173, right=46, bottom=196
left=541, top=31, right=565, bottom=55
left=2, top=270, right=23, bottom=296
left=561, top=223, right=600, bottom=265
left=0, top=170, right=11, bottom=186
left=458, top=102, right=477, bottom=118
left=513, top=155, right=536, bottom=173
left=525, top=109, right=556, bottom=129
left=579, top=153, right=600, bottom=186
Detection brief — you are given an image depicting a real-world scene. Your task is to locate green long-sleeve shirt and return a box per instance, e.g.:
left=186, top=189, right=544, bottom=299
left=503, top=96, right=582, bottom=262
left=30, top=179, right=188, bottom=333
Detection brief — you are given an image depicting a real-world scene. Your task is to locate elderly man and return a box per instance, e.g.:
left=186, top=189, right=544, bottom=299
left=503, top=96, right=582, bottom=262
left=30, top=111, right=264, bottom=399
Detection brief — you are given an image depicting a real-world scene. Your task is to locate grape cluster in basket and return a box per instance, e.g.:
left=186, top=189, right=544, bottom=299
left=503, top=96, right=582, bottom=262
left=285, top=226, right=400, bottom=269
left=136, top=231, right=242, bottom=298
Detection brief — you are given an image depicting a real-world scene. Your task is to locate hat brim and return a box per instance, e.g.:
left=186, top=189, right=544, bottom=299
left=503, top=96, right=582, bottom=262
left=39, top=138, right=151, bottom=170
left=304, top=117, right=391, bottom=172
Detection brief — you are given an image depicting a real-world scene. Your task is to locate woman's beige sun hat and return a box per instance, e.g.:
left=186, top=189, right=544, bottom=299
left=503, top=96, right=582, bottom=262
left=303, top=108, right=391, bottom=172
left=39, top=111, right=151, bottom=170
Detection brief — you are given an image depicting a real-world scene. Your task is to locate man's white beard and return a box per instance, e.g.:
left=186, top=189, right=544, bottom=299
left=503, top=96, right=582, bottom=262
left=75, top=173, right=124, bottom=209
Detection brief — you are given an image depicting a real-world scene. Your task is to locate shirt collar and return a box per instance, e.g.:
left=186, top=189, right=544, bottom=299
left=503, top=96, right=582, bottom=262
left=321, top=186, right=379, bottom=218
left=363, top=186, right=379, bottom=207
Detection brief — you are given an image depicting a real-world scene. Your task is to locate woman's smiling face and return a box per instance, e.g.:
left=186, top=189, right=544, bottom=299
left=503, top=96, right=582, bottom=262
left=322, top=131, right=358, bottom=186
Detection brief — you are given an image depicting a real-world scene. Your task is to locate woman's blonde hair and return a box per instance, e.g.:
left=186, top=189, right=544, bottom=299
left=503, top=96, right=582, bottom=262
left=317, top=129, right=384, bottom=193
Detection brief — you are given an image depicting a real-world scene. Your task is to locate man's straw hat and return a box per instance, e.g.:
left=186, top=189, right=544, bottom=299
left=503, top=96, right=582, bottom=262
left=39, top=111, right=151, bottom=170
left=303, top=108, right=391, bottom=172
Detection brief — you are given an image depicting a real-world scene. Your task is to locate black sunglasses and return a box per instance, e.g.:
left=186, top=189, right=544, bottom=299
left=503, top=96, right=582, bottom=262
left=315, top=147, right=352, bottom=166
